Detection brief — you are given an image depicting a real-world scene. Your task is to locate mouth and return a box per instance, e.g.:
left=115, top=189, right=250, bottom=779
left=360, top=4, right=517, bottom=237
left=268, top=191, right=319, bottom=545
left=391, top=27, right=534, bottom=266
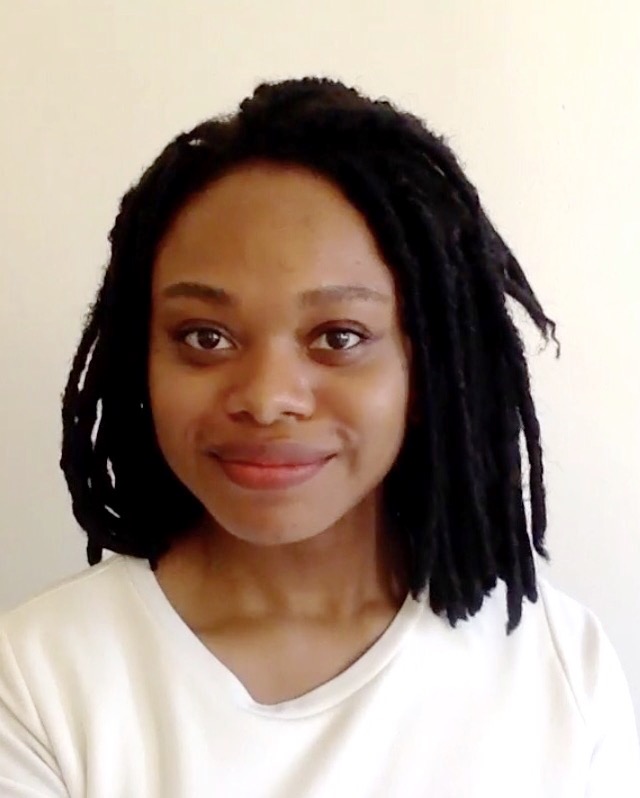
left=207, top=441, right=337, bottom=491
left=213, top=457, right=333, bottom=491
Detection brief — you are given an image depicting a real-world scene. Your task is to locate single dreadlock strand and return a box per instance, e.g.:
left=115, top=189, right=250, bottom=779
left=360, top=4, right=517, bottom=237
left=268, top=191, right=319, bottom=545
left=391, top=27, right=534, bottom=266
left=502, top=398, right=526, bottom=633
left=60, top=323, right=99, bottom=442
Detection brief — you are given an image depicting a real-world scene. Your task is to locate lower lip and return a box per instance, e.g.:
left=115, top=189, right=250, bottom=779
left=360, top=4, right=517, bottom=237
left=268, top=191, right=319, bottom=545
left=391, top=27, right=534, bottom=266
left=216, top=458, right=331, bottom=490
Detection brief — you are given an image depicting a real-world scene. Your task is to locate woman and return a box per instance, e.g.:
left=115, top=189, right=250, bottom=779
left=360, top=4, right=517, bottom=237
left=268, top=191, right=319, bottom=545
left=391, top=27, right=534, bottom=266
left=1, top=77, right=638, bottom=796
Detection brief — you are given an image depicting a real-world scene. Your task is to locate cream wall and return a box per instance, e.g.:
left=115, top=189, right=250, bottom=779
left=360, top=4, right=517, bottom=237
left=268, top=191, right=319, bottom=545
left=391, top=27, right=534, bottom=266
left=1, top=1, right=638, bottom=722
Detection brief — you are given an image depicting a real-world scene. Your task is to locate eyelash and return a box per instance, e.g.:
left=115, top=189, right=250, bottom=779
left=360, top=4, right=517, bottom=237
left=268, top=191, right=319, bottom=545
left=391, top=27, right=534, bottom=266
left=173, top=324, right=371, bottom=355
left=177, top=327, right=233, bottom=352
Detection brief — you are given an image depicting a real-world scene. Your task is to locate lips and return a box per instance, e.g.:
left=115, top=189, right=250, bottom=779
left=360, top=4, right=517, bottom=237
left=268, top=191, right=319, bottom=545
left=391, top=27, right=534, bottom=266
left=211, top=440, right=336, bottom=466
left=208, top=440, right=336, bottom=490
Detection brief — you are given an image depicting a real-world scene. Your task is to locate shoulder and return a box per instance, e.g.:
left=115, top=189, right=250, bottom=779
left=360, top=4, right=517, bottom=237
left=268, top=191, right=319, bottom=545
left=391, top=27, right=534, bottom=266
left=534, top=577, right=636, bottom=729
left=532, top=578, right=640, bottom=790
left=0, top=556, right=139, bottom=752
left=0, top=555, right=138, bottom=662
left=483, top=575, right=638, bottom=746
left=535, top=578, right=603, bottom=715
left=420, top=574, right=636, bottom=733
left=0, top=554, right=157, bottom=742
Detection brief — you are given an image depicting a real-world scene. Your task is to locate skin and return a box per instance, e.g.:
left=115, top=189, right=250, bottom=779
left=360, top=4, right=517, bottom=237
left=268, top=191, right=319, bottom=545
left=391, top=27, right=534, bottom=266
left=149, top=161, right=412, bottom=703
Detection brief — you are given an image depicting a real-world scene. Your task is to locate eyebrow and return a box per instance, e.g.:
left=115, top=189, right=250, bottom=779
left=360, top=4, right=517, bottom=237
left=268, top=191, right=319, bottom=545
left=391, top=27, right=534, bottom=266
left=160, top=281, right=391, bottom=306
left=162, top=282, right=233, bottom=305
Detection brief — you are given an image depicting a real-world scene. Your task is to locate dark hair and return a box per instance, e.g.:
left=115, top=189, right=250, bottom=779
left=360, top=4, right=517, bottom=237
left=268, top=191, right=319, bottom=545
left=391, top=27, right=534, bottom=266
left=61, top=77, right=559, bottom=634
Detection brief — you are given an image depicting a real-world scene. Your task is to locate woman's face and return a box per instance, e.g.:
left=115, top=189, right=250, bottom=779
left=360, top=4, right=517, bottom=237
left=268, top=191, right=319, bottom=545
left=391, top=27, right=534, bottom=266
left=149, top=161, right=411, bottom=546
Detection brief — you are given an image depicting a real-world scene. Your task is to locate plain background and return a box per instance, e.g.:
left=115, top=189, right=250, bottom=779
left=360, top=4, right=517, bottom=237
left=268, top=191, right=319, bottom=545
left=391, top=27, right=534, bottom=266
left=1, top=1, right=638, bottom=724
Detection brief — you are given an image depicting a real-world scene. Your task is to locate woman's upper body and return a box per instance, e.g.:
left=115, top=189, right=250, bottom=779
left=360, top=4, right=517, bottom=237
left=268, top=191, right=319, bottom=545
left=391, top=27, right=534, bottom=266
left=3, top=77, right=639, bottom=796
left=1, top=554, right=638, bottom=797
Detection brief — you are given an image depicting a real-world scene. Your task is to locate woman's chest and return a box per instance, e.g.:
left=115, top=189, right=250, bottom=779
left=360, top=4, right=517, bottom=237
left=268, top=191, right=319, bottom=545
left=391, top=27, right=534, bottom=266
left=196, top=610, right=395, bottom=704
left=57, top=640, right=590, bottom=798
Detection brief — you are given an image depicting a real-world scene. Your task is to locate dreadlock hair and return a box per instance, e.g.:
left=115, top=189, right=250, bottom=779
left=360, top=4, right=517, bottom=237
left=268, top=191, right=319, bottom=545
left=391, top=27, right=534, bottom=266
left=61, top=76, right=560, bottom=634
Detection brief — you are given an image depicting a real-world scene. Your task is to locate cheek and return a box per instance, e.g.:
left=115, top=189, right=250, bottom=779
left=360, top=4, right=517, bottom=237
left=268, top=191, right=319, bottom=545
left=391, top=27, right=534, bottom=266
left=363, top=371, right=409, bottom=444
left=325, top=353, right=410, bottom=452
left=148, top=352, right=212, bottom=456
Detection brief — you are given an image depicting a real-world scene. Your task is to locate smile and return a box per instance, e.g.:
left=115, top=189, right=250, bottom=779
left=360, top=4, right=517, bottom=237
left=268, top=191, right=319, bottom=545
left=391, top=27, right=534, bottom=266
left=214, top=457, right=332, bottom=490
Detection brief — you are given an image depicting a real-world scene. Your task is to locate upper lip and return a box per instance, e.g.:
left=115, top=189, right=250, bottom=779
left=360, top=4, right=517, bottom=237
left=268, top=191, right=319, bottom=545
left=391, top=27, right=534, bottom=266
left=209, top=441, right=336, bottom=466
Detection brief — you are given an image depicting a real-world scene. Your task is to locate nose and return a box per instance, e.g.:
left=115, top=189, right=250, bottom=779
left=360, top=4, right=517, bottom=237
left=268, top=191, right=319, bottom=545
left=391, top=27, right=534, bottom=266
left=223, top=342, right=315, bottom=426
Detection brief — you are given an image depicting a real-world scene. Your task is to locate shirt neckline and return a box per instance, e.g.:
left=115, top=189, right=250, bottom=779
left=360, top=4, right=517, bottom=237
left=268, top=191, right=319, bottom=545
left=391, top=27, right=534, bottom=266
left=122, top=554, right=425, bottom=719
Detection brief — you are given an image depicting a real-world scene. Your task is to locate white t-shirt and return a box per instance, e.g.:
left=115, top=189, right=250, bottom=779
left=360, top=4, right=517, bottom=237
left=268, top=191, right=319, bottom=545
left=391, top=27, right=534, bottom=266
left=0, top=555, right=638, bottom=797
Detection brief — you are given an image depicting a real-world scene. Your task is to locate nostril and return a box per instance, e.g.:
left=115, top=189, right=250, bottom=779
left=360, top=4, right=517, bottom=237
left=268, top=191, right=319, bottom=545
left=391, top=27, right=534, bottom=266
left=223, top=380, right=315, bottom=425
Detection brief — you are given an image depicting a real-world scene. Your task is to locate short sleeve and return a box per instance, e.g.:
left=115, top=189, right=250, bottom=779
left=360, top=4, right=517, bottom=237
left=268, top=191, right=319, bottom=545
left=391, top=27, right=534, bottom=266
left=584, top=628, right=640, bottom=796
left=539, top=578, right=640, bottom=796
left=0, top=629, right=68, bottom=797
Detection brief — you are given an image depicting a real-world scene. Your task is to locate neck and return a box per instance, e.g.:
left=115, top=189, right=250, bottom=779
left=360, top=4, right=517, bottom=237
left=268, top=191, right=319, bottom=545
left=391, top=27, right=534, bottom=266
left=156, top=493, right=405, bottom=625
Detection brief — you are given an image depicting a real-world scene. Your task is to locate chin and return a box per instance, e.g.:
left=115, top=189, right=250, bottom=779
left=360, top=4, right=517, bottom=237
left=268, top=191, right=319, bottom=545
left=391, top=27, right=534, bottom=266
left=203, top=503, right=344, bottom=548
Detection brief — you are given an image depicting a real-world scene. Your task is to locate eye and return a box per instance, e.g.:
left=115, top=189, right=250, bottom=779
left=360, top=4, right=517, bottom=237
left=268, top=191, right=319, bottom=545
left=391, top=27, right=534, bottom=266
left=310, top=328, right=366, bottom=351
left=180, top=328, right=233, bottom=352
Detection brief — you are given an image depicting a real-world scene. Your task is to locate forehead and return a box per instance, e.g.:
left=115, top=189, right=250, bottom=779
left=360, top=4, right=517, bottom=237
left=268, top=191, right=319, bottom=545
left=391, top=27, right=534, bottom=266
left=153, top=161, right=397, bottom=298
